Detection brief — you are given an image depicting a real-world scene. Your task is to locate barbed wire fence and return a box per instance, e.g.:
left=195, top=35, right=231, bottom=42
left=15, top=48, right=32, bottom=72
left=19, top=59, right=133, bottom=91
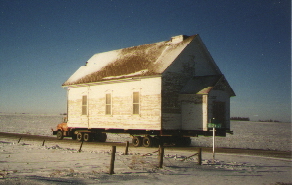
left=109, top=143, right=202, bottom=174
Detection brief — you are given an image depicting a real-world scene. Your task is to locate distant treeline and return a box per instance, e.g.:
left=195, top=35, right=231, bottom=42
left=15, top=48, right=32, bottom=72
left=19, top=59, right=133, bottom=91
left=230, top=117, right=281, bottom=122
left=258, top=119, right=280, bottom=122
left=230, top=117, right=250, bottom=121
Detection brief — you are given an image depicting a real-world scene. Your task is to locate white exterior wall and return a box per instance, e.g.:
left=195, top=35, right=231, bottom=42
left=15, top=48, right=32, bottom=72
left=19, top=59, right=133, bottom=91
left=67, top=77, right=162, bottom=130
left=180, top=94, right=203, bottom=130
left=179, top=94, right=208, bottom=131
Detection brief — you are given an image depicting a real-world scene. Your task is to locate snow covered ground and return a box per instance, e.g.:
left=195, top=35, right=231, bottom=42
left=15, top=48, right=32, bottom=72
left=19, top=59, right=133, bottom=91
left=0, top=137, right=291, bottom=185
left=0, top=113, right=291, bottom=184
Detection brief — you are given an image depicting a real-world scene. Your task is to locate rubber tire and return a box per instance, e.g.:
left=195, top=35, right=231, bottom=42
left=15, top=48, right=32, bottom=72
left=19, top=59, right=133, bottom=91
left=83, top=133, right=92, bottom=142
left=72, top=134, right=77, bottom=140
left=76, top=132, right=83, bottom=142
left=132, top=136, right=142, bottom=147
left=56, top=131, right=64, bottom=140
left=182, top=137, right=192, bottom=146
left=175, top=137, right=191, bottom=146
left=142, top=136, right=153, bottom=147
left=95, top=133, right=107, bottom=142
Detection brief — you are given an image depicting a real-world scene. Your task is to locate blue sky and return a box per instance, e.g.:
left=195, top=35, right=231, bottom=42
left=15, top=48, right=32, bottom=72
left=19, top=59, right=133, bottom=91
left=0, top=0, right=290, bottom=122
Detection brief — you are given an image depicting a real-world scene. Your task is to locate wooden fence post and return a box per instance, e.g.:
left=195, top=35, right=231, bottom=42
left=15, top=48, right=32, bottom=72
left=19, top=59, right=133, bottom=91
left=158, top=146, right=164, bottom=168
left=109, top=146, right=116, bottom=175
left=198, top=148, right=202, bottom=165
left=125, top=141, right=129, bottom=155
left=18, top=137, right=22, bottom=143
left=78, top=141, right=84, bottom=152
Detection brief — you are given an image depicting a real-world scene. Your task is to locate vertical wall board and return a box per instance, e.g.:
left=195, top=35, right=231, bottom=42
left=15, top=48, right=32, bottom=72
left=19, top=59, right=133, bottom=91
left=180, top=94, right=204, bottom=130
left=202, top=95, right=208, bottom=131
left=161, top=113, right=181, bottom=130
left=191, top=36, right=222, bottom=76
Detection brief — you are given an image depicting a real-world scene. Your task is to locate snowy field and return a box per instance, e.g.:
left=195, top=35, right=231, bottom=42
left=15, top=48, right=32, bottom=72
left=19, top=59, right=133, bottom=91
left=0, top=113, right=291, bottom=151
left=0, top=113, right=291, bottom=184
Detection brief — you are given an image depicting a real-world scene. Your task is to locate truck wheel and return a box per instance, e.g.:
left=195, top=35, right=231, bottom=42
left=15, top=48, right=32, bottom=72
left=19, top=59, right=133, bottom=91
left=56, top=131, right=64, bottom=140
left=142, top=136, right=153, bottom=147
left=83, top=133, right=92, bottom=142
left=76, top=132, right=83, bottom=142
left=132, top=136, right=142, bottom=147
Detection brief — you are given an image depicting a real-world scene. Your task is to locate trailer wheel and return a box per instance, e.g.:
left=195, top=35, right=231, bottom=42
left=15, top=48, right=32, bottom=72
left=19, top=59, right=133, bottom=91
left=72, top=134, right=77, bottom=140
left=83, top=133, right=92, bottom=142
left=175, top=137, right=191, bottom=146
left=132, top=136, right=142, bottom=147
left=76, top=132, right=83, bottom=142
left=99, top=133, right=107, bottom=142
left=142, top=136, right=153, bottom=147
left=95, top=133, right=107, bottom=142
left=183, top=137, right=192, bottom=146
left=56, top=131, right=64, bottom=140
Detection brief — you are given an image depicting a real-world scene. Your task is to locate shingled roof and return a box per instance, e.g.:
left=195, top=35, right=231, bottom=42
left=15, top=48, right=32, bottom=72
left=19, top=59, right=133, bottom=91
left=63, top=35, right=197, bottom=86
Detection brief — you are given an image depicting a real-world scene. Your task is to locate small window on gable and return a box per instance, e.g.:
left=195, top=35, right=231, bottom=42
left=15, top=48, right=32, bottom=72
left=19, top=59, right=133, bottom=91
left=133, top=92, right=140, bottom=114
left=82, top=95, right=87, bottom=115
left=106, top=93, right=112, bottom=115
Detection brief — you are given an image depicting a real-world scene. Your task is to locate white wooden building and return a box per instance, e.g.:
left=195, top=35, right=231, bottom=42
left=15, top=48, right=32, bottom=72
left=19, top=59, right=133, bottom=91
left=62, top=34, right=235, bottom=136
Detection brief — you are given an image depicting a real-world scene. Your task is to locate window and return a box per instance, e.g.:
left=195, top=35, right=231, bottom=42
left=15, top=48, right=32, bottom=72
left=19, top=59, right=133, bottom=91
left=82, top=95, right=87, bottom=115
left=133, top=92, right=140, bottom=114
left=105, top=93, right=112, bottom=115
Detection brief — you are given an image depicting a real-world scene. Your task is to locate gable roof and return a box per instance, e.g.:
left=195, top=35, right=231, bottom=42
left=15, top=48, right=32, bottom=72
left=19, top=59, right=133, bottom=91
left=63, top=35, right=198, bottom=86
left=180, top=75, right=236, bottom=96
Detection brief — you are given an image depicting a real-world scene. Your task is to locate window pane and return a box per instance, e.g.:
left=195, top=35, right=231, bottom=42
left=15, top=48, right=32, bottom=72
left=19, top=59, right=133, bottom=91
left=106, top=105, right=111, bottom=115
left=82, top=106, right=87, bottom=115
left=106, top=94, right=111, bottom=104
left=133, top=104, right=139, bottom=114
left=82, top=95, right=87, bottom=105
left=133, top=92, right=139, bottom=103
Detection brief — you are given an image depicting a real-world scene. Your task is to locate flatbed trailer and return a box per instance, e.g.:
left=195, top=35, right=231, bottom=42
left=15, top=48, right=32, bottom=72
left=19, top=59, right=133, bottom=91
left=52, top=120, right=232, bottom=147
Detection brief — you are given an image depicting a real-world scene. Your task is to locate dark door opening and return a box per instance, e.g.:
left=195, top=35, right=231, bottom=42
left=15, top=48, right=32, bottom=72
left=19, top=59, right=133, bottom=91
left=212, top=101, right=225, bottom=127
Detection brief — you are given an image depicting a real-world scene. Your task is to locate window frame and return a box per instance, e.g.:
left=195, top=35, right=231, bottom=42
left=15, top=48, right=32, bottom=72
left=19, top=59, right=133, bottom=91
left=133, top=91, right=140, bottom=115
left=105, top=93, right=112, bottom=115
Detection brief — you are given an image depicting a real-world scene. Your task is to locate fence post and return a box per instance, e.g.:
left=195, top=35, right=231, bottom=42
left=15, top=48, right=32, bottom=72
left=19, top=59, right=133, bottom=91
left=18, top=137, right=22, bottom=143
left=42, top=140, right=46, bottom=146
left=109, top=146, right=116, bottom=175
left=198, top=148, right=202, bottom=165
left=158, top=146, right=164, bottom=168
left=125, top=141, right=129, bottom=155
left=78, top=141, right=84, bottom=152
